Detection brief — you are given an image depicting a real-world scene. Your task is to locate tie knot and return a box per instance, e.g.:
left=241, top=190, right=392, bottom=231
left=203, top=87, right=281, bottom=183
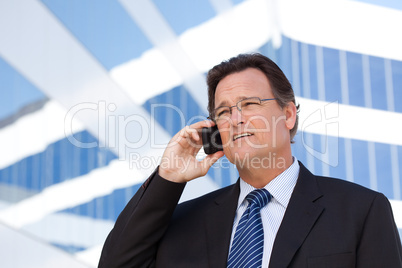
left=246, top=188, right=271, bottom=209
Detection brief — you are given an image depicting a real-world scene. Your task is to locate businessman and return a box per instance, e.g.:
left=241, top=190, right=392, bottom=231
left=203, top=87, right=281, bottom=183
left=99, top=53, right=402, bottom=267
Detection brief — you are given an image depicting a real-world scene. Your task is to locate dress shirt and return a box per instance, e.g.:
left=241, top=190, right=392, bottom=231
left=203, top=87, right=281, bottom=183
left=229, top=157, right=300, bottom=267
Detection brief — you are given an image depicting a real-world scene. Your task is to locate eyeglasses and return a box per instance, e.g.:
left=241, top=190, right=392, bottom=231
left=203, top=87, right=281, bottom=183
left=209, top=97, right=277, bottom=123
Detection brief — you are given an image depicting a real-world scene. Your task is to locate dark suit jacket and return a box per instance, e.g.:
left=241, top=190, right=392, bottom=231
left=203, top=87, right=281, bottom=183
left=99, top=162, right=402, bottom=267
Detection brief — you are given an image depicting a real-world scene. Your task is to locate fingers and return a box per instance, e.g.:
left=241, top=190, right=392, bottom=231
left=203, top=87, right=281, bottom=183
left=181, top=126, right=199, bottom=141
left=166, top=119, right=217, bottom=159
left=182, top=119, right=215, bottom=137
left=175, top=120, right=215, bottom=146
left=175, top=127, right=200, bottom=151
left=189, top=119, right=215, bottom=130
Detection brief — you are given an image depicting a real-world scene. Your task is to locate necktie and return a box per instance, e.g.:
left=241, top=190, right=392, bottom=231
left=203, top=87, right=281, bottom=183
left=227, top=188, right=271, bottom=268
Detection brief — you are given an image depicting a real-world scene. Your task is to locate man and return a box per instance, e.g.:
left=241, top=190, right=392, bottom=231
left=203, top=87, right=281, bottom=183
left=99, top=53, right=402, bottom=267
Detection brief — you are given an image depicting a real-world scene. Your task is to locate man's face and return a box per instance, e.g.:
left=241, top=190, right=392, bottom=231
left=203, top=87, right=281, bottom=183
left=214, top=68, right=295, bottom=167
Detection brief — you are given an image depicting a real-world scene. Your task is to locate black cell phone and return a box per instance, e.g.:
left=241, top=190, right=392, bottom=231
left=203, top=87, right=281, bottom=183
left=201, top=125, right=223, bottom=154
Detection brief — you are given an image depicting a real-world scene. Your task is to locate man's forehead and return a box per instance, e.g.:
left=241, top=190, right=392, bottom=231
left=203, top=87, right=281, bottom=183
left=213, top=68, right=273, bottom=107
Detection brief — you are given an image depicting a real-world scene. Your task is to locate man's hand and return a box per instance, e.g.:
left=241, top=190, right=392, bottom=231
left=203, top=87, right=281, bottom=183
left=159, top=120, right=225, bottom=183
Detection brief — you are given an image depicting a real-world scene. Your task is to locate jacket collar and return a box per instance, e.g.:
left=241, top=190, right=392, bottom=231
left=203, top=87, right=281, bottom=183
left=205, top=179, right=240, bottom=267
left=269, top=161, right=324, bottom=267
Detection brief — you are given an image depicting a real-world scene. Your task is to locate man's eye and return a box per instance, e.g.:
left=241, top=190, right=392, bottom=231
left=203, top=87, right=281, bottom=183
left=217, top=110, right=229, bottom=116
left=243, top=101, right=258, bottom=106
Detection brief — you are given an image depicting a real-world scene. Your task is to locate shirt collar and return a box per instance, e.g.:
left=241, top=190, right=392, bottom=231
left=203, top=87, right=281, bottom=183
left=237, top=157, right=300, bottom=209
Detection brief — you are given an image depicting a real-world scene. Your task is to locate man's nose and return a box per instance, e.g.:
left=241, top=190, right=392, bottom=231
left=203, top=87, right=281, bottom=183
left=230, top=107, right=244, bottom=125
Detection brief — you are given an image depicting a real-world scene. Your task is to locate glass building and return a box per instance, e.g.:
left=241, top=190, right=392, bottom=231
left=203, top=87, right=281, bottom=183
left=1, top=0, right=401, bottom=266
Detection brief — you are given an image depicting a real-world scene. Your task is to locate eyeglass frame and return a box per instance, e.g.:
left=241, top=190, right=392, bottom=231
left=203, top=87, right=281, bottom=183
left=208, top=97, right=277, bottom=122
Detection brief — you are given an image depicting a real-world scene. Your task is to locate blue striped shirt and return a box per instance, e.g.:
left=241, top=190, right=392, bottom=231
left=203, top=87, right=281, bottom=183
left=229, top=157, right=300, bottom=267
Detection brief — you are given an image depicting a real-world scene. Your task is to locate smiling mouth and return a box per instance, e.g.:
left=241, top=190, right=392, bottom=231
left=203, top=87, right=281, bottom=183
left=233, top=133, right=253, bottom=141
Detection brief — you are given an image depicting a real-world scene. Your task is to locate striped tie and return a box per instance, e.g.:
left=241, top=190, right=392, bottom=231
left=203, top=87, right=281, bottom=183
left=227, top=188, right=271, bottom=268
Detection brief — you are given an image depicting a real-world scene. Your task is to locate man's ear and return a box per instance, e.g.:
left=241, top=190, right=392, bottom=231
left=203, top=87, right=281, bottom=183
left=284, top=102, right=297, bottom=130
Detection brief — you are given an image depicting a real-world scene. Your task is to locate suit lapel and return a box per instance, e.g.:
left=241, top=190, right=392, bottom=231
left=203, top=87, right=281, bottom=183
left=269, top=162, right=324, bottom=267
left=205, top=180, right=240, bottom=267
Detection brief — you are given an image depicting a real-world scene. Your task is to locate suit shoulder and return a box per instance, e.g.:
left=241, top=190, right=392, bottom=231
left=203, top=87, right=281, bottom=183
left=169, top=183, right=238, bottom=225
left=309, top=176, right=395, bottom=223
left=177, top=183, right=236, bottom=211
left=298, top=161, right=386, bottom=205
left=316, top=175, right=381, bottom=200
left=166, top=183, right=237, bottom=227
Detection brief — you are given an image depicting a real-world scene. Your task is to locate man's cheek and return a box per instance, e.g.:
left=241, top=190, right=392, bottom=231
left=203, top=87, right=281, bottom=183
left=220, top=131, right=231, bottom=148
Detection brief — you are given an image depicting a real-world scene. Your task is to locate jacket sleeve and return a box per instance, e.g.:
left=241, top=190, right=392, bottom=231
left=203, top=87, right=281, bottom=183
left=357, top=193, right=402, bottom=267
left=98, top=167, right=186, bottom=268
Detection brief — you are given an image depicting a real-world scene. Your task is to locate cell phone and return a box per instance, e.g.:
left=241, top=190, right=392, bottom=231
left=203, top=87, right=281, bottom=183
left=201, top=125, right=223, bottom=154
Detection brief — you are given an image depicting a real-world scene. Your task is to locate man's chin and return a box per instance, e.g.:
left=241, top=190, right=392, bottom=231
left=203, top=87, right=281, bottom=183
left=230, top=150, right=255, bottom=167
left=228, top=149, right=286, bottom=170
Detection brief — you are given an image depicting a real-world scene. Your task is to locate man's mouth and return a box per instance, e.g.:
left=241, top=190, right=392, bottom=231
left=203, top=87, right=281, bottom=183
left=233, top=133, right=253, bottom=141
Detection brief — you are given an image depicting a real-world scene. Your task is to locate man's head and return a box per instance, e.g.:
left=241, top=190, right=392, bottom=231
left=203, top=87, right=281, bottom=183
left=206, top=53, right=299, bottom=168
left=207, top=53, right=299, bottom=141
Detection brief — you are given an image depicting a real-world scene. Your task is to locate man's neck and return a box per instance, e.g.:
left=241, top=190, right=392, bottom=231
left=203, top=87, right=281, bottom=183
left=237, top=154, right=293, bottom=188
